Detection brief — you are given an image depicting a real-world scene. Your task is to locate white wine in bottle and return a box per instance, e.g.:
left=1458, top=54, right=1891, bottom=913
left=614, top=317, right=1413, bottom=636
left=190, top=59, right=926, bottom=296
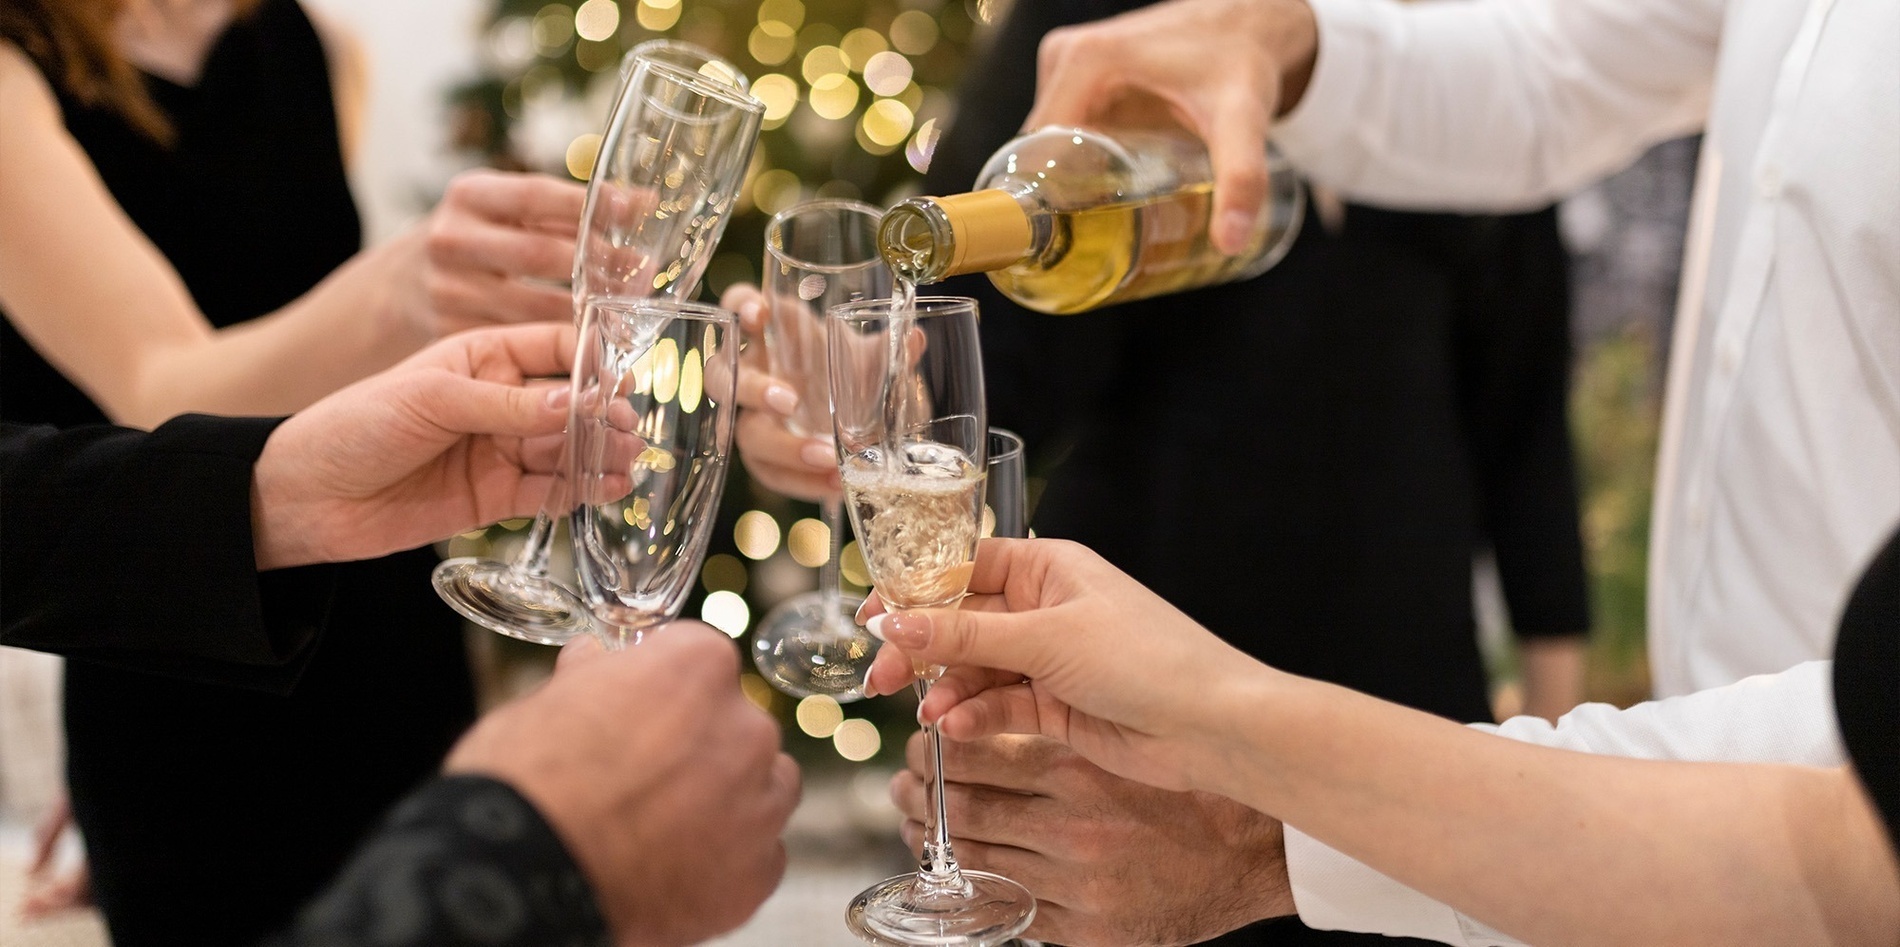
left=879, top=126, right=1304, bottom=315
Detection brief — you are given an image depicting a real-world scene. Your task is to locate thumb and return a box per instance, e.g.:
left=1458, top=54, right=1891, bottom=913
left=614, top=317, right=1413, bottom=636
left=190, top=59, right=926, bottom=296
left=412, top=372, right=571, bottom=440
left=1207, top=86, right=1276, bottom=255
left=867, top=607, right=1051, bottom=679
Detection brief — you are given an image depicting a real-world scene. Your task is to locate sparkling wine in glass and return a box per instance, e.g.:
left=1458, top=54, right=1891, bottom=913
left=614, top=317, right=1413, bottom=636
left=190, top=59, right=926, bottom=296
left=830, top=296, right=1036, bottom=947
left=431, top=50, right=763, bottom=644
left=567, top=297, right=740, bottom=649
left=750, top=199, right=893, bottom=700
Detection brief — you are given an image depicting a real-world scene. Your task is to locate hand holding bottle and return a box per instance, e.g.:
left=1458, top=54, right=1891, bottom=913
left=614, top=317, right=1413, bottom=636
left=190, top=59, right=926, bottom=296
left=1023, top=0, right=1320, bottom=254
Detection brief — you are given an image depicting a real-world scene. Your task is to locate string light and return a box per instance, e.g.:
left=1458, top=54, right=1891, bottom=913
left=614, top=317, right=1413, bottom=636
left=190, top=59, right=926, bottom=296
left=752, top=73, right=799, bottom=124
left=573, top=0, right=619, bottom=42
left=809, top=73, right=860, bottom=120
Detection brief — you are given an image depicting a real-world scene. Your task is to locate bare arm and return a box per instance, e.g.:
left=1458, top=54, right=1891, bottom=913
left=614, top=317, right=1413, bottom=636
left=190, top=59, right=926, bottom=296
left=0, top=44, right=579, bottom=429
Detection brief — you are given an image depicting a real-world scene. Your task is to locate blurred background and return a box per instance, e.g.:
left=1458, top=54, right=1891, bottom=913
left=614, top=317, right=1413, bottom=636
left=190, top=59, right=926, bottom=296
left=0, top=0, right=1692, bottom=941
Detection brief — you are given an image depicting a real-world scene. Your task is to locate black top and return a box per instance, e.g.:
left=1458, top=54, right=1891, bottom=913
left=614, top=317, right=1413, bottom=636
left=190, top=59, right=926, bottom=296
left=1835, top=528, right=1900, bottom=855
left=0, top=3, right=475, bottom=944
left=927, top=2, right=1589, bottom=943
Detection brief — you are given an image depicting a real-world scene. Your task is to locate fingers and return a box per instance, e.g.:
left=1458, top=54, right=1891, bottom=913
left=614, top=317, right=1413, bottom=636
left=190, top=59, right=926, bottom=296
left=430, top=217, right=576, bottom=283
left=864, top=606, right=1047, bottom=680
left=1025, top=24, right=1114, bottom=130
left=1207, top=84, right=1276, bottom=254
left=936, top=683, right=1048, bottom=742
left=556, top=633, right=609, bottom=671
left=431, top=270, right=574, bottom=327
left=720, top=283, right=765, bottom=336
left=738, top=369, right=801, bottom=416
left=422, top=322, right=579, bottom=380
left=410, top=372, right=571, bottom=441
left=28, top=800, right=69, bottom=873
left=445, top=169, right=588, bottom=230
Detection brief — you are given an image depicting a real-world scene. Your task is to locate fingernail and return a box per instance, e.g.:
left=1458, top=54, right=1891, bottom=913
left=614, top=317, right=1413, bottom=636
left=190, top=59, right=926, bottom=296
left=800, top=440, right=835, bottom=468
left=867, top=612, right=929, bottom=647
left=765, top=384, right=799, bottom=415
left=860, top=663, right=879, bottom=699
left=740, top=300, right=763, bottom=324
left=544, top=386, right=571, bottom=409
left=1218, top=210, right=1254, bottom=253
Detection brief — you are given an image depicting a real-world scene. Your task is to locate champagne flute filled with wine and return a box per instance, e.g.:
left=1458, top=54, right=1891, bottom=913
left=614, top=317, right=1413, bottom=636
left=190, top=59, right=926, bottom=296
left=829, top=296, right=1036, bottom=946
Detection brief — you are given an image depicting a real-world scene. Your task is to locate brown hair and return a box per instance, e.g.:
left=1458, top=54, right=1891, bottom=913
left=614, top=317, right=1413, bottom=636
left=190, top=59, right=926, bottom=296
left=0, top=0, right=264, bottom=145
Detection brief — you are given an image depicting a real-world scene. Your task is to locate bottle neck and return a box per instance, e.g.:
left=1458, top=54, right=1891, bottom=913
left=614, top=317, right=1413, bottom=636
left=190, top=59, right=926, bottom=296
left=880, top=189, right=1034, bottom=285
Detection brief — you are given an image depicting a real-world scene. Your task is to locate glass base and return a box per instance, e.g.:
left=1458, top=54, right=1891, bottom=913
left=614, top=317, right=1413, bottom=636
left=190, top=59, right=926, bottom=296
left=432, top=557, right=592, bottom=645
left=751, top=592, right=873, bottom=702
left=845, top=870, right=1035, bottom=947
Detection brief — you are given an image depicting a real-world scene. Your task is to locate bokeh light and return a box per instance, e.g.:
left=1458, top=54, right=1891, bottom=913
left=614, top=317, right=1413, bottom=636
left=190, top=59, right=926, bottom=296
left=751, top=168, right=803, bottom=215
left=796, top=694, right=844, bottom=738
left=757, top=0, right=806, bottom=30
left=564, top=132, right=602, bottom=179
left=678, top=347, right=704, bottom=413
left=573, top=0, right=619, bottom=42
left=787, top=517, right=831, bottom=567
left=862, top=51, right=913, bottom=97
left=735, top=510, right=783, bottom=560
left=702, top=590, right=751, bottom=637
left=907, top=117, right=943, bottom=174
left=649, top=337, right=681, bottom=404
left=832, top=718, right=882, bottom=761
left=840, top=540, right=871, bottom=586
left=889, top=9, right=940, bottom=55
left=809, top=73, right=861, bottom=120
left=635, top=0, right=681, bottom=31
left=740, top=674, right=776, bottom=711
left=839, top=28, right=888, bottom=70
left=532, top=4, right=574, bottom=53
left=861, top=98, right=914, bottom=148
left=748, top=20, right=796, bottom=65
left=801, top=45, right=850, bottom=84
left=752, top=73, right=800, bottom=123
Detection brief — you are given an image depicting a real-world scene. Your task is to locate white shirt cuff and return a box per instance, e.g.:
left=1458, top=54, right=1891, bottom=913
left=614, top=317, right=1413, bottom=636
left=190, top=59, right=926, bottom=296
left=1272, top=0, right=1394, bottom=167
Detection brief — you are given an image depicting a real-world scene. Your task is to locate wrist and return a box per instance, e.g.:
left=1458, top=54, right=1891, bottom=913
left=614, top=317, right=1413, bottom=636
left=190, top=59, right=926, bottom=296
left=1189, top=659, right=1291, bottom=800
left=1268, top=0, right=1320, bottom=115
left=250, top=426, right=318, bottom=570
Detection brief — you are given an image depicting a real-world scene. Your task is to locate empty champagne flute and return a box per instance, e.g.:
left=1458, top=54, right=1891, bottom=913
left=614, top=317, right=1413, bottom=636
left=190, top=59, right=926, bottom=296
left=432, top=51, right=763, bottom=644
left=567, top=297, right=740, bottom=649
left=830, top=297, right=1036, bottom=946
left=751, top=200, right=892, bottom=700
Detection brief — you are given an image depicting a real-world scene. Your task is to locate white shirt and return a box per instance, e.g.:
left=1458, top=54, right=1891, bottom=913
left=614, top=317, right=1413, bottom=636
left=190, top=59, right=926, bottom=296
left=1268, top=0, right=1898, bottom=939
left=1274, top=0, right=1900, bottom=698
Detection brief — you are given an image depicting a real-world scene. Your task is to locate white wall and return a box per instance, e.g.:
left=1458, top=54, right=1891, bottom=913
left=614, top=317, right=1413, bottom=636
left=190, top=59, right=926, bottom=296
left=304, top=0, right=490, bottom=244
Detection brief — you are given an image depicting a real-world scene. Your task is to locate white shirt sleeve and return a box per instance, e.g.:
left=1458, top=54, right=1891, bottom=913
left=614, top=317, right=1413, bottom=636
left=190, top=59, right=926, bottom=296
left=1285, top=661, right=1845, bottom=945
left=1273, top=0, right=1725, bottom=210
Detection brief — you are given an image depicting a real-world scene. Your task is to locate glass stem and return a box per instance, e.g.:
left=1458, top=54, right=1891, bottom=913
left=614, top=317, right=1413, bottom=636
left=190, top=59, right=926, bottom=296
left=819, top=496, right=845, bottom=619
left=913, top=678, right=966, bottom=890
left=511, top=512, right=556, bottom=577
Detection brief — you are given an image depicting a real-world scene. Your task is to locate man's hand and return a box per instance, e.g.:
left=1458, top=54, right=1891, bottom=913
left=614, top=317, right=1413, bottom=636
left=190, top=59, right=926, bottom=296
left=250, top=323, right=577, bottom=569
left=373, top=169, right=585, bottom=339
left=723, top=282, right=841, bottom=502
left=892, top=734, right=1292, bottom=946
left=446, top=626, right=801, bottom=947
left=1027, top=0, right=1318, bottom=253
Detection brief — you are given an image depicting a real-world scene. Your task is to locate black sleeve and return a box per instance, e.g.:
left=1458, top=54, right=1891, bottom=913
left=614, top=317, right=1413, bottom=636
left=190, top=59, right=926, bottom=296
left=1833, top=525, right=1900, bottom=855
left=1, top=415, right=335, bottom=691
left=264, top=775, right=610, bottom=947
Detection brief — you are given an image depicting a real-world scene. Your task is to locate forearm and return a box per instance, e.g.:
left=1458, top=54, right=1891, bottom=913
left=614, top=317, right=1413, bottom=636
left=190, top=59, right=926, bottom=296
left=1275, top=0, right=1718, bottom=210
left=1215, top=671, right=1900, bottom=946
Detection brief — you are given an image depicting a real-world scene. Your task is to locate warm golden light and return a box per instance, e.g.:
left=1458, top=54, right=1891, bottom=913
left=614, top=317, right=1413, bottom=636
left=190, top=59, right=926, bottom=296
left=889, top=10, right=939, bottom=55
left=752, top=73, right=799, bottom=123
left=740, top=674, right=776, bottom=711
left=862, top=51, right=912, bottom=96
left=735, top=510, right=783, bottom=560
left=801, top=45, right=850, bottom=84
left=906, top=117, right=943, bottom=174
left=702, top=590, right=750, bottom=638
left=748, top=20, right=795, bottom=65
left=649, top=337, right=681, bottom=404
left=833, top=718, right=881, bottom=761
left=840, top=540, right=870, bottom=586
left=564, top=133, right=603, bottom=180
left=635, top=0, right=680, bottom=31
left=757, top=0, right=805, bottom=30
left=532, top=4, right=574, bottom=53
left=861, top=98, right=914, bottom=148
left=839, top=28, right=888, bottom=70
left=796, top=695, right=845, bottom=738
left=808, top=73, right=860, bottom=120
left=787, top=517, right=831, bottom=567
left=573, top=0, right=619, bottom=42
left=700, top=552, right=749, bottom=594
left=678, top=347, right=704, bottom=413
left=751, top=168, right=802, bottom=215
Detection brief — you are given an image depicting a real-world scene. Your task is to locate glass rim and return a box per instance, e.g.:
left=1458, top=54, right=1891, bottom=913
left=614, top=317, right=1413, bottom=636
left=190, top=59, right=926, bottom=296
left=634, top=57, right=765, bottom=115
left=584, top=295, right=738, bottom=326
left=621, top=39, right=750, bottom=93
left=828, top=295, right=977, bottom=322
left=987, top=427, right=1024, bottom=464
left=765, top=199, right=886, bottom=275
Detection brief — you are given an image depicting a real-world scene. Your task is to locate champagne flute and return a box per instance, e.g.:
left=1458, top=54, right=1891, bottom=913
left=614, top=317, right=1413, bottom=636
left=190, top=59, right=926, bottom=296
left=432, top=52, right=763, bottom=644
left=567, top=297, right=741, bottom=649
left=751, top=200, right=892, bottom=700
left=830, top=297, right=1036, bottom=946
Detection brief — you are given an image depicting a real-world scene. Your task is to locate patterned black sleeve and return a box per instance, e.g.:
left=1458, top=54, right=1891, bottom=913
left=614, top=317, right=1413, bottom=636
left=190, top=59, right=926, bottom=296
left=265, top=775, right=611, bottom=947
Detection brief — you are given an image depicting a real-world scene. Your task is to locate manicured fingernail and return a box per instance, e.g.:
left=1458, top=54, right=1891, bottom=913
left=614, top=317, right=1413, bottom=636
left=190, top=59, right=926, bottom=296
left=860, top=664, right=879, bottom=699
left=800, top=440, right=834, bottom=468
left=765, top=384, right=799, bottom=415
left=740, top=300, right=764, bottom=324
left=867, top=612, right=929, bottom=647
left=544, top=386, right=570, bottom=409
left=1218, top=210, right=1254, bottom=252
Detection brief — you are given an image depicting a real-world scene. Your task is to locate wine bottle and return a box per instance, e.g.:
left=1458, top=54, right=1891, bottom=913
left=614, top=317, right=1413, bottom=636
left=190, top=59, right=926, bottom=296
left=879, top=126, right=1304, bottom=315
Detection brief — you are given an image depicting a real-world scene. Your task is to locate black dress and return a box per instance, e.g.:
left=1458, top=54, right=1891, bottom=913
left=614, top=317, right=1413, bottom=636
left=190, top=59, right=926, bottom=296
left=926, top=1, right=1590, bottom=943
left=0, top=3, right=476, bottom=944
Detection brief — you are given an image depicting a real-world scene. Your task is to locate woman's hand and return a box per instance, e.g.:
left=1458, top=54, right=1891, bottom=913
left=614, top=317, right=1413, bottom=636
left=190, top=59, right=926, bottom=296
left=372, top=169, right=586, bottom=340
left=1026, top=0, right=1318, bottom=253
left=722, top=283, right=842, bottom=502
left=860, top=538, right=1273, bottom=796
